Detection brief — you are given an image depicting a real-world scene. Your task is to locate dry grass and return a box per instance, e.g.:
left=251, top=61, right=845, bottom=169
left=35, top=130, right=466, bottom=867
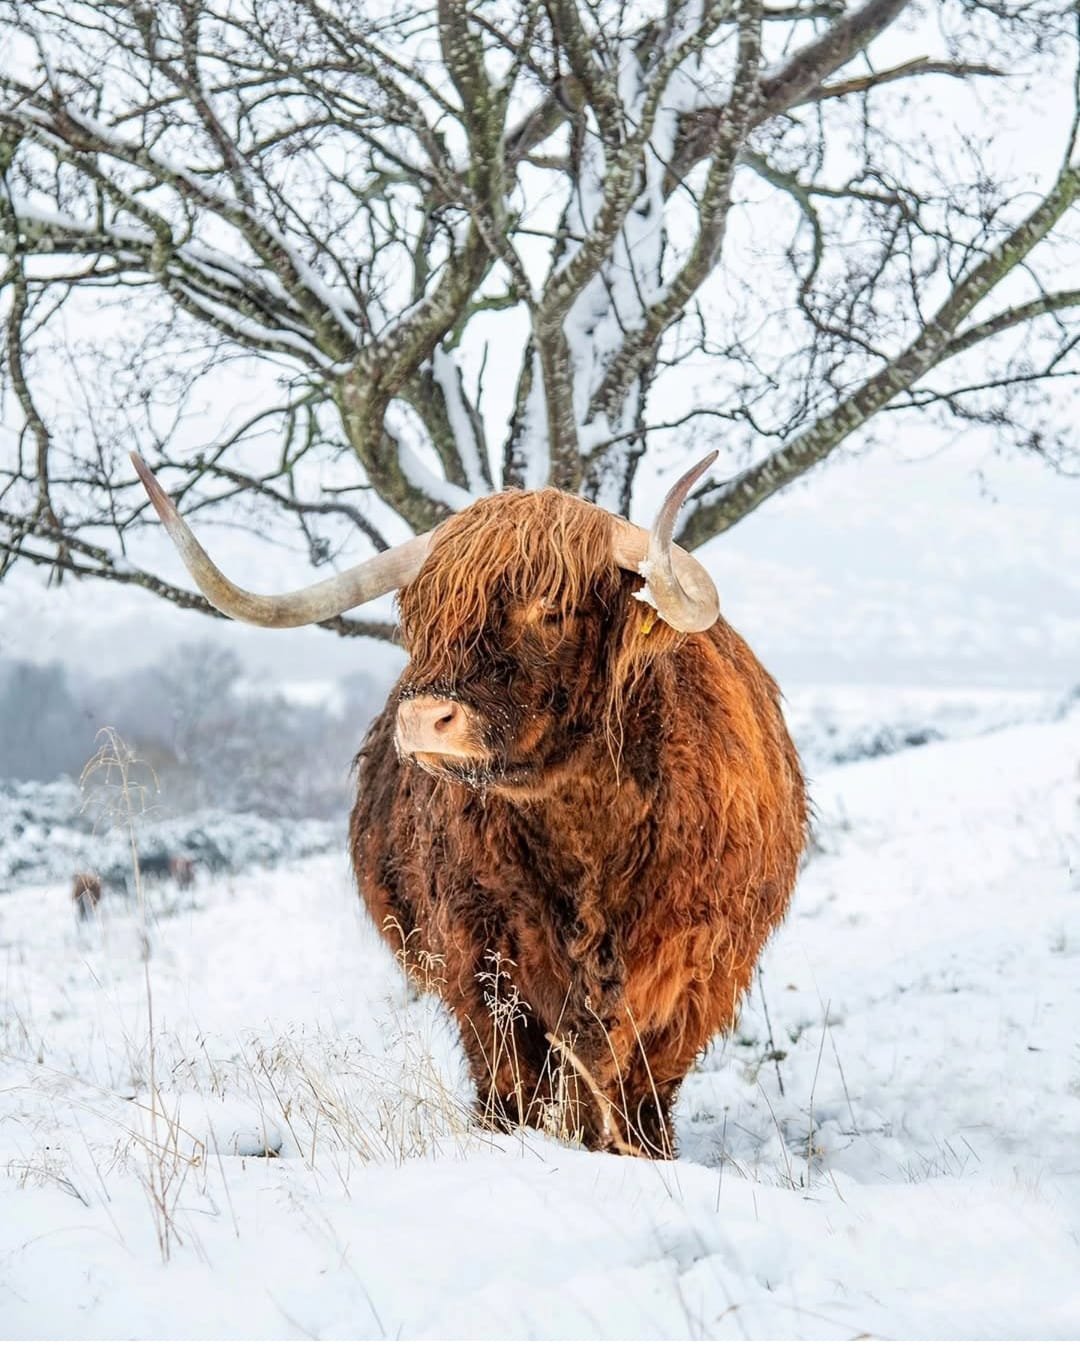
left=3, top=748, right=842, bottom=1280
left=80, top=728, right=196, bottom=1260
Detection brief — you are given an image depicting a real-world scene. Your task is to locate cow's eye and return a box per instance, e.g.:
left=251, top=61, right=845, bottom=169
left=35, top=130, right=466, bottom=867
left=538, top=604, right=588, bottom=628
left=520, top=599, right=585, bottom=631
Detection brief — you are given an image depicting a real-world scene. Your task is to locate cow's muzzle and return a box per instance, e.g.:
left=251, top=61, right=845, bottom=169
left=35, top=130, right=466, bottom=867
left=395, top=695, right=486, bottom=762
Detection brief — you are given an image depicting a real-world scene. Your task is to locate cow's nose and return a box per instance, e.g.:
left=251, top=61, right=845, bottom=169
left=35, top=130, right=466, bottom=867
left=395, top=696, right=476, bottom=758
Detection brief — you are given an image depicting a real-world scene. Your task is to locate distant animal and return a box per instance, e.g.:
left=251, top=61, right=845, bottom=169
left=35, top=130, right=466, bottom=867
left=71, top=871, right=103, bottom=922
left=169, top=855, right=195, bottom=889
left=137, top=852, right=173, bottom=883
left=135, top=851, right=194, bottom=887
left=134, top=451, right=807, bottom=1157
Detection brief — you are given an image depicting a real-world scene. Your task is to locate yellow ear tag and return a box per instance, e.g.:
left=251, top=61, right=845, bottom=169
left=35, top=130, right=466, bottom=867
left=640, top=608, right=658, bottom=636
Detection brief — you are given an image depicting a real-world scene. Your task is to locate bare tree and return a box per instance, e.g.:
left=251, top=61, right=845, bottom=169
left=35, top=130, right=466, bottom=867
left=1, top=0, right=1077, bottom=639
left=0, top=656, right=90, bottom=777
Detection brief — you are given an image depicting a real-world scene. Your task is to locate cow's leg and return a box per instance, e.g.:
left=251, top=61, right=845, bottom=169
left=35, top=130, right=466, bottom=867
left=617, top=1041, right=691, bottom=1159
left=616, top=1013, right=727, bottom=1158
left=563, top=1018, right=704, bottom=1158
left=453, top=992, right=554, bottom=1133
left=542, top=1006, right=641, bottom=1154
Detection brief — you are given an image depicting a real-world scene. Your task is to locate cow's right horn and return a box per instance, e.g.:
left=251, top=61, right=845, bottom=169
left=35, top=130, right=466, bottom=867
left=610, top=453, right=720, bottom=633
left=131, top=453, right=432, bottom=628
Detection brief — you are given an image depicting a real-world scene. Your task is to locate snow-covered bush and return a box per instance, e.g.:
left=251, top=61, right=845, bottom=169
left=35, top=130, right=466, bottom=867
left=0, top=777, right=338, bottom=892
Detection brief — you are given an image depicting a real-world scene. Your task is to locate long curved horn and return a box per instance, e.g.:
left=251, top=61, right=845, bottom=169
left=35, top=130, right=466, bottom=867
left=610, top=452, right=720, bottom=633
left=131, top=453, right=432, bottom=628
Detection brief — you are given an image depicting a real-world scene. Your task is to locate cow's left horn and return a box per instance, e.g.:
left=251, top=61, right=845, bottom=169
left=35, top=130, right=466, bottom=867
left=131, top=453, right=432, bottom=627
left=611, top=452, right=720, bottom=633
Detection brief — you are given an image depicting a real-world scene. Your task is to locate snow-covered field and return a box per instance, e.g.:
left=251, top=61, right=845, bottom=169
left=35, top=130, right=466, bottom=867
left=1, top=703, right=1078, bottom=1339
left=783, top=682, right=1069, bottom=777
left=0, top=779, right=339, bottom=892
left=4, top=680, right=1071, bottom=891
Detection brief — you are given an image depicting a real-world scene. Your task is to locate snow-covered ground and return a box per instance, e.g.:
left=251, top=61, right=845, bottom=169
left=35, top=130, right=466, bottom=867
left=782, top=681, right=1070, bottom=778
left=1, top=704, right=1078, bottom=1339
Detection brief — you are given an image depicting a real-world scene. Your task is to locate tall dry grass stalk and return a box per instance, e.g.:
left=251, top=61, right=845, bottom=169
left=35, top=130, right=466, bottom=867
left=81, top=728, right=197, bottom=1260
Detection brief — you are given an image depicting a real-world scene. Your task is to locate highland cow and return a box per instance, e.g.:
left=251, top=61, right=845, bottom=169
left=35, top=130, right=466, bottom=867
left=72, top=871, right=103, bottom=922
left=135, top=851, right=195, bottom=888
left=134, top=451, right=807, bottom=1157
left=169, top=855, right=196, bottom=889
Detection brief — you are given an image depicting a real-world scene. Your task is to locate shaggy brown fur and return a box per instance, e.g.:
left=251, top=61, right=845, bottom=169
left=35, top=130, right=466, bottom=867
left=351, top=488, right=807, bottom=1157
left=72, top=871, right=103, bottom=922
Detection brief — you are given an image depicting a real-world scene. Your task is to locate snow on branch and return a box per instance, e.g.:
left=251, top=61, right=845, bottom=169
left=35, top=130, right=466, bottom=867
left=1, top=0, right=1077, bottom=638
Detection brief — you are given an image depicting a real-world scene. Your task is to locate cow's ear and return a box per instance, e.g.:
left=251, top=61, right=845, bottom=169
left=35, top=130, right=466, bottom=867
left=628, top=581, right=685, bottom=652
left=610, top=584, right=682, bottom=679
left=602, top=590, right=683, bottom=742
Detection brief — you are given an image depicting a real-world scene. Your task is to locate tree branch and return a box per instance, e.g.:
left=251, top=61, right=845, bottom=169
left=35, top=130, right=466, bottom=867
left=668, top=0, right=914, bottom=184
left=805, top=57, right=1005, bottom=104
left=0, top=510, right=399, bottom=641
left=678, top=158, right=1080, bottom=545
left=943, top=289, right=1080, bottom=359
left=590, top=1, right=763, bottom=425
